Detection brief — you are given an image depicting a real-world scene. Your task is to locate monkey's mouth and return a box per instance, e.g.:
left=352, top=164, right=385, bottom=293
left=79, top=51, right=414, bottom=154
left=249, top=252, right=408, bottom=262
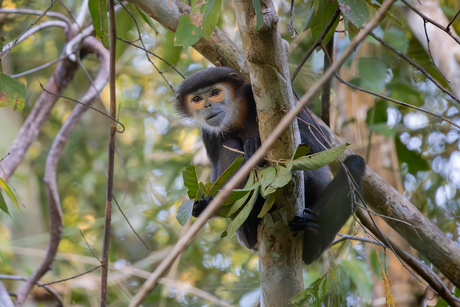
left=205, top=111, right=223, bottom=121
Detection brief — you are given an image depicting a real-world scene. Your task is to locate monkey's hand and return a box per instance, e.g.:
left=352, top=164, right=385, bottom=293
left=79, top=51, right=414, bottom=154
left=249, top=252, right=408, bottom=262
left=192, top=196, right=212, bottom=217
left=289, top=208, right=319, bottom=234
left=244, top=135, right=264, bottom=166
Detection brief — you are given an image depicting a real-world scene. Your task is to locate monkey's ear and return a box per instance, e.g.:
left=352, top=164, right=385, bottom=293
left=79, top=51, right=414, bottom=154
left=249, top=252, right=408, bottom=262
left=229, top=72, right=239, bottom=78
left=176, top=94, right=181, bottom=100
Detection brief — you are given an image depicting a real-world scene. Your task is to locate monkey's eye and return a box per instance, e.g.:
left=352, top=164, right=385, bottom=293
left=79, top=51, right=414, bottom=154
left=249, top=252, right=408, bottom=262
left=192, top=96, right=202, bottom=103
left=211, top=89, right=220, bottom=96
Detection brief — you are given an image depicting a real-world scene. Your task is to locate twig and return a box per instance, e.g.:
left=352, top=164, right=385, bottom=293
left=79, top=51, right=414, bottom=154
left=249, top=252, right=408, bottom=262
left=335, top=74, right=460, bottom=130
left=0, top=275, right=63, bottom=306
left=446, top=9, right=460, bottom=32
left=320, top=41, right=334, bottom=126
left=39, top=265, right=102, bottom=287
left=291, top=7, right=340, bottom=82
left=129, top=1, right=396, bottom=305
left=332, top=234, right=385, bottom=247
left=0, top=0, right=59, bottom=60
left=113, top=194, right=149, bottom=250
left=38, top=80, right=125, bottom=132
left=2, top=20, right=68, bottom=53
left=118, top=1, right=173, bottom=91
left=368, top=31, right=460, bottom=105
left=117, top=37, right=185, bottom=79
left=0, top=8, right=71, bottom=26
left=287, top=0, right=298, bottom=38
left=100, top=0, right=118, bottom=303
left=401, top=0, right=460, bottom=45
left=422, top=20, right=452, bottom=84
left=11, top=55, right=66, bottom=79
left=79, top=230, right=101, bottom=263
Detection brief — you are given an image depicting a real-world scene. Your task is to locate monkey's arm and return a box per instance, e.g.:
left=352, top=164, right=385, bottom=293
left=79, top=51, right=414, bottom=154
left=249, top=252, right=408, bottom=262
left=290, top=155, right=365, bottom=264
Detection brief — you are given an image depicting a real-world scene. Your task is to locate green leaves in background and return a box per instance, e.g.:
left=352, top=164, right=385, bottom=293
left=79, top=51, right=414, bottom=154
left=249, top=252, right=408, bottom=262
left=304, top=0, right=340, bottom=45
left=395, top=137, right=429, bottom=173
left=338, top=0, right=369, bottom=29
left=160, top=31, right=183, bottom=71
left=0, top=73, right=25, bottom=111
left=252, top=0, right=264, bottom=31
left=175, top=0, right=222, bottom=48
left=88, top=0, right=109, bottom=48
left=357, top=58, right=387, bottom=94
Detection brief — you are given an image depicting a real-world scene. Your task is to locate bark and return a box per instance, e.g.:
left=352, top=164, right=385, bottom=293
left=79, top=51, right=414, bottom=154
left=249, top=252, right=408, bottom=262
left=232, top=0, right=303, bottom=305
left=131, top=0, right=460, bottom=292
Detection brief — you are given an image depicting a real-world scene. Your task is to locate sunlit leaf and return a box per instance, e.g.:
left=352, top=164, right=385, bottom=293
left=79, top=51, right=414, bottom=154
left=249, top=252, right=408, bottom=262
left=175, top=15, right=203, bottom=47
left=202, top=0, right=222, bottom=39
left=0, top=73, right=25, bottom=111
left=176, top=199, right=194, bottom=226
left=292, top=144, right=347, bottom=171
left=183, top=165, right=198, bottom=199
left=257, top=167, right=276, bottom=198
left=0, top=178, right=20, bottom=213
left=160, top=30, right=183, bottom=70
left=304, top=1, right=340, bottom=44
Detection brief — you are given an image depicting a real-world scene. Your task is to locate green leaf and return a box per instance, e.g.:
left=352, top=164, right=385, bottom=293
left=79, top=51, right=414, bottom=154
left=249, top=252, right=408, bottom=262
left=199, top=181, right=209, bottom=196
left=160, top=30, right=183, bottom=71
left=258, top=189, right=278, bottom=218
left=292, top=144, right=347, bottom=171
left=88, top=0, right=109, bottom=48
left=304, top=1, right=340, bottom=44
left=136, top=7, right=159, bottom=34
left=293, top=144, right=311, bottom=160
left=202, top=0, right=222, bottom=39
left=0, top=192, right=9, bottom=216
left=0, top=178, right=20, bottom=212
left=224, top=171, right=260, bottom=217
left=384, top=27, right=408, bottom=54
left=365, top=0, right=400, bottom=24
left=338, top=0, right=369, bottom=29
left=175, top=14, right=203, bottom=47
left=176, top=199, right=194, bottom=226
left=225, top=189, right=259, bottom=238
left=226, top=192, right=251, bottom=218
left=209, top=155, right=244, bottom=195
left=257, top=167, right=276, bottom=198
left=182, top=165, right=198, bottom=199
left=269, top=165, right=292, bottom=190
left=291, top=276, right=325, bottom=305
left=0, top=73, right=25, bottom=111
left=395, top=137, right=429, bottom=173
left=252, top=0, right=264, bottom=31
left=358, top=58, right=387, bottom=93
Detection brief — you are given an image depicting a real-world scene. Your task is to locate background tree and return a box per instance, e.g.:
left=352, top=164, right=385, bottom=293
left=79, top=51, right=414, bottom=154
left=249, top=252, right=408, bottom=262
left=1, top=0, right=460, bottom=306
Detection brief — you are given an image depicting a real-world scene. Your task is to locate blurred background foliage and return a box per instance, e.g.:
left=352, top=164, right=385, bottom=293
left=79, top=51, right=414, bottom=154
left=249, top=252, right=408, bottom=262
left=1, top=0, right=460, bottom=305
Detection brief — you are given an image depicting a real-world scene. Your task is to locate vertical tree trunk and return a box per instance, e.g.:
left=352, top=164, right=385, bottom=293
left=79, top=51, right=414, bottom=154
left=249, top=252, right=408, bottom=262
left=232, top=0, right=304, bottom=305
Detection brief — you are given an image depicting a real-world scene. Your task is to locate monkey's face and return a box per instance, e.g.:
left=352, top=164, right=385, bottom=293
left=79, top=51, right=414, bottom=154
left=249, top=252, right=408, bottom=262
left=181, top=82, right=242, bottom=133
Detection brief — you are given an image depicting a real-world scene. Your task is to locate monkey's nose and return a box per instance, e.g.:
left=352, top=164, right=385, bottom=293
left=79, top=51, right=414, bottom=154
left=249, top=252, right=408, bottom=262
left=204, top=102, right=212, bottom=109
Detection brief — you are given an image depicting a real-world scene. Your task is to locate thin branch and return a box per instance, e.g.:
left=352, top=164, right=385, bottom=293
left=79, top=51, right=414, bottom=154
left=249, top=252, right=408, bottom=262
left=291, top=7, right=340, bottom=82
left=39, top=265, right=102, bottom=287
left=79, top=230, right=101, bottom=263
left=113, top=194, right=149, bottom=250
left=401, top=0, right=460, bottom=45
left=117, top=37, right=185, bottom=79
left=11, top=55, right=66, bottom=79
left=0, top=8, right=71, bottom=26
left=38, top=81, right=125, bottom=132
left=2, top=20, right=68, bottom=53
left=0, top=275, right=63, bottom=306
left=75, top=0, right=89, bottom=28
left=335, top=74, right=460, bottom=130
left=422, top=20, right=452, bottom=85
left=0, top=0, right=59, bottom=60
left=332, top=234, right=385, bottom=247
left=446, top=9, right=460, bottom=32
left=368, top=31, right=460, bottom=105
left=287, top=0, right=298, bottom=38
left=100, top=0, right=118, bottom=303
left=129, top=1, right=396, bottom=305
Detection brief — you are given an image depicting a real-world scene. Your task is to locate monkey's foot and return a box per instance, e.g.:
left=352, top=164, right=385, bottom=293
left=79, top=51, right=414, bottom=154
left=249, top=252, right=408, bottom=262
left=192, top=196, right=212, bottom=217
left=290, top=208, right=319, bottom=234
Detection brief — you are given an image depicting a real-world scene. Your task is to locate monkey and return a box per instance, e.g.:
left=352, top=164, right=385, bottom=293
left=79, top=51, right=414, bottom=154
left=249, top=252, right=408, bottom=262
left=175, top=67, right=366, bottom=264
